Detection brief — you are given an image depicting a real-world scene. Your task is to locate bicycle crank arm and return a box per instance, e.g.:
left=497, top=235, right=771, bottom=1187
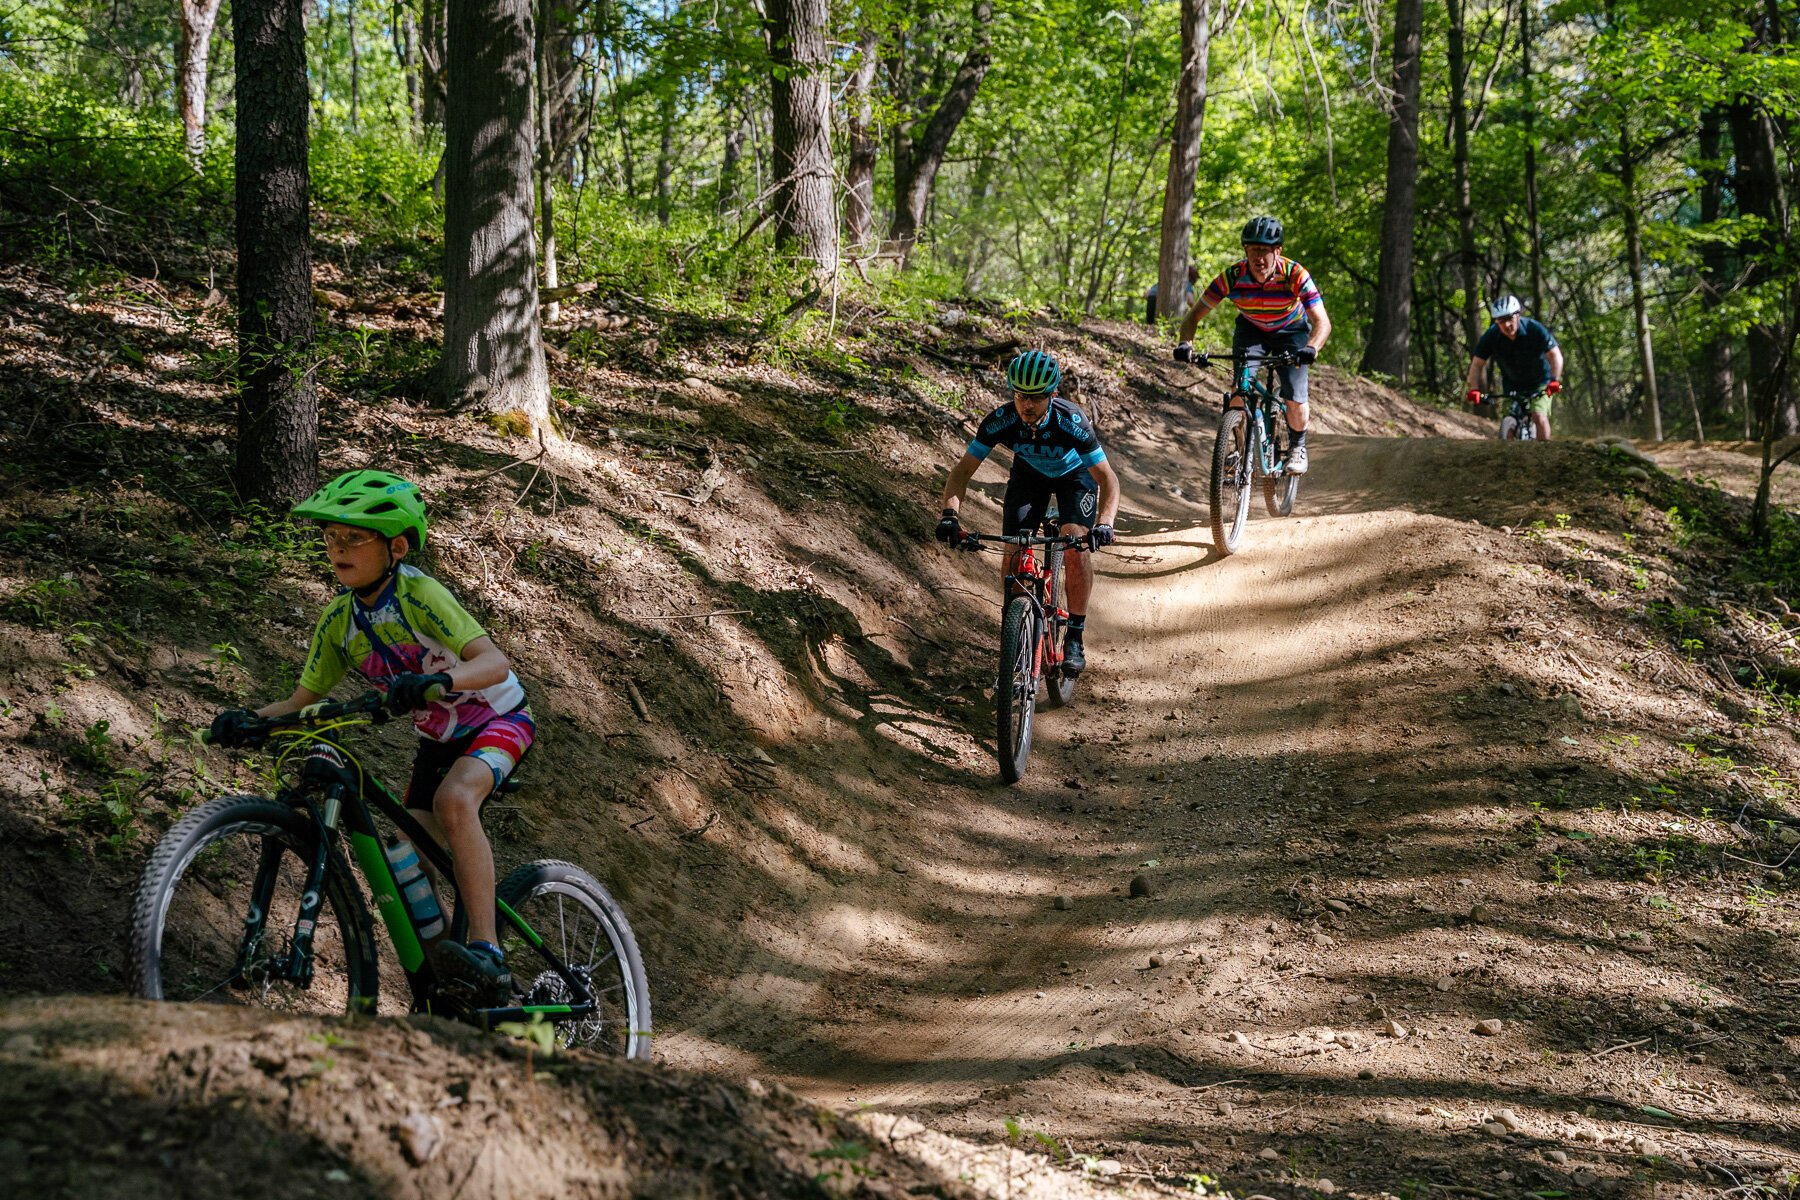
left=471, top=1001, right=599, bottom=1030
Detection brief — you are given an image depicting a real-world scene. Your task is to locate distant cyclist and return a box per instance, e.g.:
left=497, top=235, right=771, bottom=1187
left=1464, top=295, right=1564, bottom=440
left=1173, top=215, right=1333, bottom=474
left=936, top=350, right=1121, bottom=675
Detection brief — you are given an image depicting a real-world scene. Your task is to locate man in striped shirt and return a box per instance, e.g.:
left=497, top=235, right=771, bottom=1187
left=1173, top=215, right=1334, bottom=474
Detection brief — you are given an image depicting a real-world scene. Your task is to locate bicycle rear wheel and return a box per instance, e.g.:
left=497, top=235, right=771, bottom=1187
left=130, top=794, right=379, bottom=1014
left=996, top=596, right=1038, bottom=783
left=1210, top=407, right=1254, bottom=555
left=1041, top=544, right=1076, bottom=709
left=498, top=860, right=652, bottom=1060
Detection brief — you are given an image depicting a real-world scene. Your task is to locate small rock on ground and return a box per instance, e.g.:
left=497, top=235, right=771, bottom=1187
left=1472, top=1018, right=1504, bottom=1036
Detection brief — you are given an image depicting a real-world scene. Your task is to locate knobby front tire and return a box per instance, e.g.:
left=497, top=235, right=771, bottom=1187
left=1210, top=407, right=1254, bottom=555
left=996, top=596, right=1038, bottom=784
left=129, top=794, right=380, bottom=1015
left=1041, top=544, right=1076, bottom=710
left=498, top=859, right=653, bottom=1061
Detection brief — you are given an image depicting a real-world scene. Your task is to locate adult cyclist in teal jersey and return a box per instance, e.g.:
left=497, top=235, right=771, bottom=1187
left=1173, top=215, right=1333, bottom=474
left=936, top=350, right=1121, bottom=675
left=206, top=470, right=531, bottom=1007
left=1463, top=294, right=1564, bottom=440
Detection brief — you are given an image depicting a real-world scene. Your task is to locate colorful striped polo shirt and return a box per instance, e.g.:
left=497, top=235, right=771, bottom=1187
left=1199, top=258, right=1323, bottom=333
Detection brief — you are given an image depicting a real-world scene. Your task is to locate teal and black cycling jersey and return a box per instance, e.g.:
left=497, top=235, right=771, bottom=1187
left=967, top=397, right=1107, bottom=479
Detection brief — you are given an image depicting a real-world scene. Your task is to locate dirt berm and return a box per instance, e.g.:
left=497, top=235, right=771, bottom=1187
left=3, top=268, right=1799, bottom=1198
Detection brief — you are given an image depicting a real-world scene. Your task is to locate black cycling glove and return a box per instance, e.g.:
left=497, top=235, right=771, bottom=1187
left=1087, top=524, right=1116, bottom=550
left=387, top=672, right=453, bottom=713
left=1293, top=345, right=1317, bottom=365
left=208, top=708, right=260, bottom=748
left=935, top=509, right=962, bottom=545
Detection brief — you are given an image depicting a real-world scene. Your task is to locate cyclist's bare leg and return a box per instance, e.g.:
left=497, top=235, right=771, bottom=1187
left=1284, top=398, right=1310, bottom=435
left=433, top=757, right=500, bottom=946
left=1533, top=412, right=1552, bottom=440
left=1059, top=523, right=1094, bottom=614
left=1002, top=546, right=1023, bottom=596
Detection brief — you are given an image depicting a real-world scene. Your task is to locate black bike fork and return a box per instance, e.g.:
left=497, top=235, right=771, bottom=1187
left=253, top=795, right=336, bottom=989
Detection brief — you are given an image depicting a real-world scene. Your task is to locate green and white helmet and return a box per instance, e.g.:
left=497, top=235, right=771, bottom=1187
left=1006, top=349, right=1062, bottom=396
left=291, top=470, right=429, bottom=548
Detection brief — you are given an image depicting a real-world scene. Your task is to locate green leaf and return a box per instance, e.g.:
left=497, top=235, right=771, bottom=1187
left=1639, top=1105, right=1677, bottom=1120
left=1559, top=736, right=1581, bottom=745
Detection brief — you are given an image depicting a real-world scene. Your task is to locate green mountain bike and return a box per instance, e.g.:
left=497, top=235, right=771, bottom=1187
left=1187, top=348, right=1304, bottom=555
left=128, top=690, right=652, bottom=1059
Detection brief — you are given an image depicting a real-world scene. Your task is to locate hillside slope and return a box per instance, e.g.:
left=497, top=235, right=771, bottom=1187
left=3, top=261, right=1799, bottom=1199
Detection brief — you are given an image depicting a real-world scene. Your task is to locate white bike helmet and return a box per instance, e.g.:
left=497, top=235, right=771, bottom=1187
left=1487, top=294, right=1522, bottom=318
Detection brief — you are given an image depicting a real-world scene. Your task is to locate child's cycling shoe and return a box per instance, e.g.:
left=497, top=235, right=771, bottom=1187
left=1062, top=636, right=1086, bottom=676
left=1286, top=442, right=1309, bottom=475
left=431, top=939, right=513, bottom=1010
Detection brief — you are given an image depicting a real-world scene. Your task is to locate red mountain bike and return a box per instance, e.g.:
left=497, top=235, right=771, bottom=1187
left=955, top=522, right=1087, bottom=783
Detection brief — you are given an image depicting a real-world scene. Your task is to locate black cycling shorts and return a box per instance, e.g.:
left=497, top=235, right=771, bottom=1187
left=1002, top=466, right=1098, bottom=535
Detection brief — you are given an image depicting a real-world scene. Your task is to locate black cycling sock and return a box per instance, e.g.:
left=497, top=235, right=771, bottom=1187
left=1289, top=426, right=1307, bottom=447
left=1066, top=615, right=1086, bottom=636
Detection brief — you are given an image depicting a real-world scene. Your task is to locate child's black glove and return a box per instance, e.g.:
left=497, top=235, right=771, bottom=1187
left=386, top=672, right=453, bottom=713
left=208, top=708, right=260, bottom=748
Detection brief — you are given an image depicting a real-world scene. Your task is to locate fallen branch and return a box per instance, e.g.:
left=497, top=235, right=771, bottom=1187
left=1591, top=1036, right=1651, bottom=1058
left=624, top=679, right=650, bottom=721
left=637, top=609, right=753, bottom=622
left=682, top=811, right=719, bottom=839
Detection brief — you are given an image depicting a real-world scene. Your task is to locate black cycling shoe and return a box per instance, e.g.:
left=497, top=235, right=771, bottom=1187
left=431, top=940, right=513, bottom=1010
left=1062, top=637, right=1086, bottom=676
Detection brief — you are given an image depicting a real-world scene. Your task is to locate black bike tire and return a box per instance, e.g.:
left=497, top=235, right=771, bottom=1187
left=1210, top=407, right=1253, bottom=555
left=497, top=859, right=653, bottom=1061
left=129, top=794, right=380, bottom=1012
left=996, top=596, right=1037, bottom=783
left=1041, top=544, right=1077, bottom=709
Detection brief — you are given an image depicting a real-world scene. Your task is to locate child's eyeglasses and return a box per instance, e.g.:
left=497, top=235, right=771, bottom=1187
left=322, top=530, right=382, bottom=551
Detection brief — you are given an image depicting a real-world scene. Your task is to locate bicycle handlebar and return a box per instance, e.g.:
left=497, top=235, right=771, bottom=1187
left=1186, top=349, right=1305, bottom=369
left=196, top=685, right=446, bottom=745
left=955, top=530, right=1090, bottom=553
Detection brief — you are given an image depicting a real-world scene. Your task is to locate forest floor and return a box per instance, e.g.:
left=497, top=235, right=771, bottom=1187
left=2, top=250, right=1800, bottom=1200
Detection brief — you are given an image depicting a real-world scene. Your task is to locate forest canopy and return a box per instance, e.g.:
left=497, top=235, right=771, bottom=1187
left=3, top=0, right=1799, bottom=444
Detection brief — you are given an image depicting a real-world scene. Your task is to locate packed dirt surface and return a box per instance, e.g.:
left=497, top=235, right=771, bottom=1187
left=3, top=262, right=1799, bottom=1199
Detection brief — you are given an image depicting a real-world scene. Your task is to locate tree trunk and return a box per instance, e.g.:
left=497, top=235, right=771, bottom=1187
left=1697, top=107, right=1734, bottom=428
left=654, top=85, right=676, bottom=227
left=535, top=0, right=559, bottom=323
left=1155, top=0, right=1213, bottom=322
left=1359, top=0, right=1423, bottom=379
left=421, top=0, right=449, bottom=128
left=889, top=0, right=994, bottom=264
left=176, top=0, right=226, bottom=164
left=393, top=2, right=423, bottom=134
left=232, top=0, right=317, bottom=505
left=1619, top=124, right=1660, bottom=440
left=764, top=0, right=837, bottom=270
left=1447, top=0, right=1479, bottom=349
left=845, top=31, right=880, bottom=252
left=442, top=0, right=554, bottom=431
left=718, top=98, right=744, bottom=213
left=1520, top=0, right=1543, bottom=315
left=348, top=0, right=362, bottom=129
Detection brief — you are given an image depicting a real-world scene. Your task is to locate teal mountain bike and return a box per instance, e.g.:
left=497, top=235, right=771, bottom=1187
left=128, top=690, right=652, bottom=1059
left=1187, top=349, right=1304, bottom=555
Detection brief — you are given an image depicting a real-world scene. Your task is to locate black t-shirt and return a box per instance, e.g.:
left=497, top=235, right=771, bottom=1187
left=1474, top=318, right=1559, bottom=393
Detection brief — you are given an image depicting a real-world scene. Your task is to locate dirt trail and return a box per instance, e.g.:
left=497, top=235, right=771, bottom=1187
left=664, top=399, right=1800, bottom=1195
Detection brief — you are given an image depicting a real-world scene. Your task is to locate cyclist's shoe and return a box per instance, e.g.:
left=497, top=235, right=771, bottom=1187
left=1286, top=442, right=1309, bottom=475
left=431, top=939, right=513, bottom=1009
left=1062, top=635, right=1087, bottom=676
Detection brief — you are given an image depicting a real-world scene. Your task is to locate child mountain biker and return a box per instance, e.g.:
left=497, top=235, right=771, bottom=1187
left=206, top=470, right=532, bottom=1008
left=1172, top=215, right=1333, bottom=474
left=1463, top=294, right=1564, bottom=440
left=935, top=349, right=1121, bottom=675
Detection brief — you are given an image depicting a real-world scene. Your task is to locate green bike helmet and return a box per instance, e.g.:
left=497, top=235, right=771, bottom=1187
left=291, top=470, right=429, bottom=549
left=1241, top=215, right=1284, bottom=246
left=1006, top=349, right=1061, bottom=396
